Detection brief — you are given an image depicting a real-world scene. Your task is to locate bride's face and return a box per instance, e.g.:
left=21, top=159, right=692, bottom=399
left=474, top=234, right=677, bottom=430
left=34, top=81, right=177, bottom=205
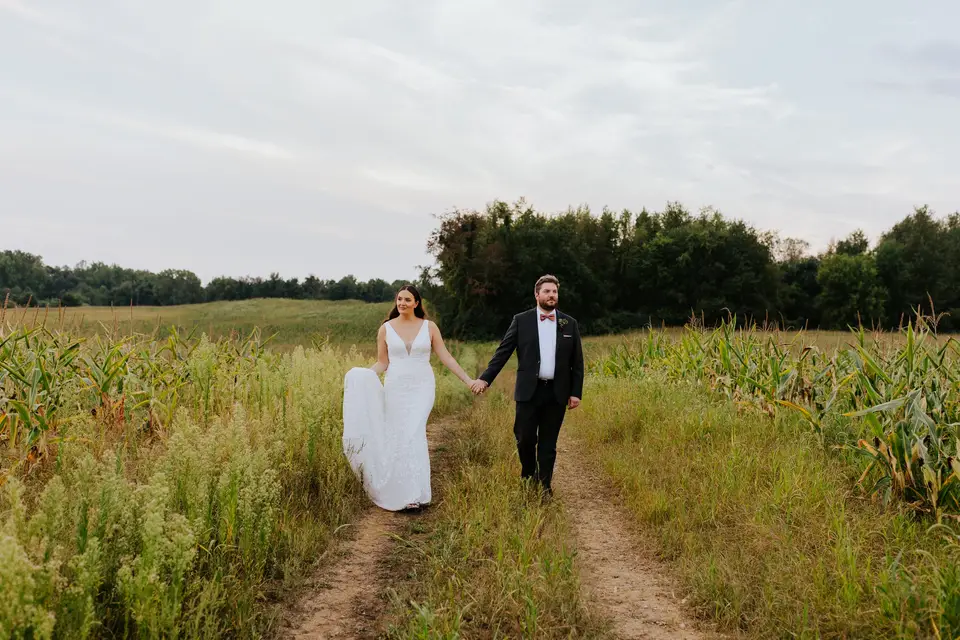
left=396, top=291, right=418, bottom=316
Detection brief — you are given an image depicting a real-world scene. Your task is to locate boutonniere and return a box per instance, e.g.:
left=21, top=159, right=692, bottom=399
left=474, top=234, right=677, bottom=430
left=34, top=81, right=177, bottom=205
left=557, top=318, right=569, bottom=329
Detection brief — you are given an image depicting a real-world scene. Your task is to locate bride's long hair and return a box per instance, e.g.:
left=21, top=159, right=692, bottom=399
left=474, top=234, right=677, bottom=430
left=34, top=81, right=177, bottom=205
left=385, top=284, right=427, bottom=322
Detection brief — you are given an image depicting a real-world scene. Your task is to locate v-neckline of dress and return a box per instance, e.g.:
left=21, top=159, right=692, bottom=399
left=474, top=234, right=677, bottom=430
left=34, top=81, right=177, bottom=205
left=388, top=320, right=426, bottom=356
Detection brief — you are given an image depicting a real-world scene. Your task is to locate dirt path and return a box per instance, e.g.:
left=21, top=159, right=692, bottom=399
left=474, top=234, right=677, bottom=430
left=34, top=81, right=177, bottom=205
left=553, top=433, right=725, bottom=640
left=281, top=416, right=723, bottom=639
left=281, top=507, right=394, bottom=639
left=280, top=422, right=447, bottom=639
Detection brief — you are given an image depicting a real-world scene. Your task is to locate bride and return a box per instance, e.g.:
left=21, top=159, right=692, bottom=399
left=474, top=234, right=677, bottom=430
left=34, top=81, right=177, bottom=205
left=342, top=284, right=478, bottom=511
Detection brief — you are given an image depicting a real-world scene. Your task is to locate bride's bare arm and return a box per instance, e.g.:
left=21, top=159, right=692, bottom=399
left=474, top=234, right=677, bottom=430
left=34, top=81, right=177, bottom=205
left=428, top=322, right=474, bottom=386
left=370, top=324, right=389, bottom=374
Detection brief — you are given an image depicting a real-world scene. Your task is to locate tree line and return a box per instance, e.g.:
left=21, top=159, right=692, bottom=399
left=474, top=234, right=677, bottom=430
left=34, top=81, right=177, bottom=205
left=0, top=253, right=409, bottom=307
left=5, top=199, right=959, bottom=338
left=419, top=199, right=960, bottom=339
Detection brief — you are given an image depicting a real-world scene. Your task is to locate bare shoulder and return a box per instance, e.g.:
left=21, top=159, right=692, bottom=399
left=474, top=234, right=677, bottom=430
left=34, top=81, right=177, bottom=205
left=425, top=320, right=441, bottom=346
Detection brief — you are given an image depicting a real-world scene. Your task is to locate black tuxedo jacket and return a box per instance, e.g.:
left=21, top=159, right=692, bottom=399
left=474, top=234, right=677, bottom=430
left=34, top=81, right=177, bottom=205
left=479, top=308, right=584, bottom=404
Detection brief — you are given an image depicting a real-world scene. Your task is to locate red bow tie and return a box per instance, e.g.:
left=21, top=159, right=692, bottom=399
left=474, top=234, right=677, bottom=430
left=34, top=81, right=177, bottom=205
left=540, top=313, right=555, bottom=321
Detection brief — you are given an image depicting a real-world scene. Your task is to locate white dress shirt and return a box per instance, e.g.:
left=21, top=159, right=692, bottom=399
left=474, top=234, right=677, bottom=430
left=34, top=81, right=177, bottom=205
left=537, top=306, right=557, bottom=380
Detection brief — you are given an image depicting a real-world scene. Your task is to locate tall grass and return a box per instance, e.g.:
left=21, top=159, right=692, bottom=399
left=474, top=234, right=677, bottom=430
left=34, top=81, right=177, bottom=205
left=0, top=322, right=472, bottom=638
left=572, top=374, right=960, bottom=638
left=577, top=317, right=960, bottom=637
left=593, top=317, right=960, bottom=519
left=382, top=387, right=609, bottom=639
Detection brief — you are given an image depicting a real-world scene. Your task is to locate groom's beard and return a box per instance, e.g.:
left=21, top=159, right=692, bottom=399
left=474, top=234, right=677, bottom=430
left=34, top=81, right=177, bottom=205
left=538, top=300, right=558, bottom=310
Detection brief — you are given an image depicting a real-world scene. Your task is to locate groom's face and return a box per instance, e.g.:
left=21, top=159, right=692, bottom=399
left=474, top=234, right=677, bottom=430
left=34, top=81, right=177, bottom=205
left=535, top=283, right=558, bottom=311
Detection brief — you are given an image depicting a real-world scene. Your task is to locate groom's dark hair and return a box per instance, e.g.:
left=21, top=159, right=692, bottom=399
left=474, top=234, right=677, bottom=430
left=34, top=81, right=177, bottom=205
left=535, top=274, right=559, bottom=294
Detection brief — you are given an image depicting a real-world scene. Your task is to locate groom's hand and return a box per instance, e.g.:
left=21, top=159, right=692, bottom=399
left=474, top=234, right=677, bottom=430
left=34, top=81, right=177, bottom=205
left=567, top=396, right=581, bottom=410
left=471, top=380, right=488, bottom=395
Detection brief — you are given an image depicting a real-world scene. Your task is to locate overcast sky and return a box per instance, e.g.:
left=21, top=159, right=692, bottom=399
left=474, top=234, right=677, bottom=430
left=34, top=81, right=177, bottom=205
left=2, top=1, right=958, bottom=283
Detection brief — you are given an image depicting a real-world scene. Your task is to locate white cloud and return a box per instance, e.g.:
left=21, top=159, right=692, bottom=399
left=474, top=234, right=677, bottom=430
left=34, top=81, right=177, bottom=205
left=0, top=0, right=80, bottom=31
left=115, top=118, right=298, bottom=161
left=3, top=89, right=298, bottom=161
left=1, top=0, right=958, bottom=282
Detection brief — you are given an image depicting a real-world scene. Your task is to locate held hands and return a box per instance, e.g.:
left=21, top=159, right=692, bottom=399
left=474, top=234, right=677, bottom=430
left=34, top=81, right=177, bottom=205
left=466, top=380, right=576, bottom=405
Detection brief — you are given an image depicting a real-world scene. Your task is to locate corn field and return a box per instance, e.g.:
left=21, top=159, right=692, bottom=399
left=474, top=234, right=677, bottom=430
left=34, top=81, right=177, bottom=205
left=593, top=316, right=960, bottom=521
left=0, top=324, right=413, bottom=638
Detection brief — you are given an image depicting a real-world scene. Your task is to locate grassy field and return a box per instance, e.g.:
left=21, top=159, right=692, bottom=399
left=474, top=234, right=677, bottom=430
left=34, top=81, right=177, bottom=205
left=572, top=376, right=960, bottom=638
left=4, top=300, right=960, bottom=638
left=0, top=304, right=474, bottom=638
left=381, top=389, right=608, bottom=639
left=578, top=319, right=960, bottom=638
left=5, top=296, right=926, bottom=358
left=3, top=298, right=394, bottom=352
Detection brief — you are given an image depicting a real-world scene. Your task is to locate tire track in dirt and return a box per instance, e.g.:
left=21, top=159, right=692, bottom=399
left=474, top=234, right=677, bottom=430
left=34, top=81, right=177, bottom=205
left=553, top=432, right=727, bottom=640
left=281, top=415, right=726, bottom=639
left=281, top=507, right=394, bottom=639
left=280, top=421, right=447, bottom=639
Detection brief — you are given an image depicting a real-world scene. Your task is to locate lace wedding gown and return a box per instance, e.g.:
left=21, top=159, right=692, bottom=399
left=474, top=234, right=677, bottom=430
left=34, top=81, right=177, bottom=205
left=342, top=320, right=435, bottom=510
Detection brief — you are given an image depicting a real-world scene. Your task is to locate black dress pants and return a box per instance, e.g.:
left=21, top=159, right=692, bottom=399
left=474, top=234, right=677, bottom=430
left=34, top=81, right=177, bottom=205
left=514, top=379, right=567, bottom=490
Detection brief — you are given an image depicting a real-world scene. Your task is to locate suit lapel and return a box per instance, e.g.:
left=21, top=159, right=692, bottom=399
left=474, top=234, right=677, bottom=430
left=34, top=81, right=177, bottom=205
left=553, top=310, right=564, bottom=360
left=528, top=309, right=540, bottom=363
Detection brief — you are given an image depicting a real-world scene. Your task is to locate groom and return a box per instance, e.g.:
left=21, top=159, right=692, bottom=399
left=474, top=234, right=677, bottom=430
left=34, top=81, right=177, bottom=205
left=471, top=275, right=584, bottom=495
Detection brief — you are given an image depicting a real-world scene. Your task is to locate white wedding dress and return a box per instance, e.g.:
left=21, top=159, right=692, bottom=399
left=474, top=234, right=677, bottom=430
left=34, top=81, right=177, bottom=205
left=342, top=320, right=435, bottom=511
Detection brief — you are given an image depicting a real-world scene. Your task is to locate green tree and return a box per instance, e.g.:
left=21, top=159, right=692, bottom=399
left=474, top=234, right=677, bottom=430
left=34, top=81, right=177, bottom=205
left=0, top=250, right=51, bottom=304
left=944, top=212, right=960, bottom=329
left=328, top=275, right=360, bottom=301
left=426, top=199, right=782, bottom=338
left=875, top=205, right=950, bottom=327
left=154, top=269, right=204, bottom=305
left=816, top=252, right=886, bottom=328
left=778, top=256, right=822, bottom=329
left=623, top=206, right=779, bottom=326
left=834, top=229, right=870, bottom=256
